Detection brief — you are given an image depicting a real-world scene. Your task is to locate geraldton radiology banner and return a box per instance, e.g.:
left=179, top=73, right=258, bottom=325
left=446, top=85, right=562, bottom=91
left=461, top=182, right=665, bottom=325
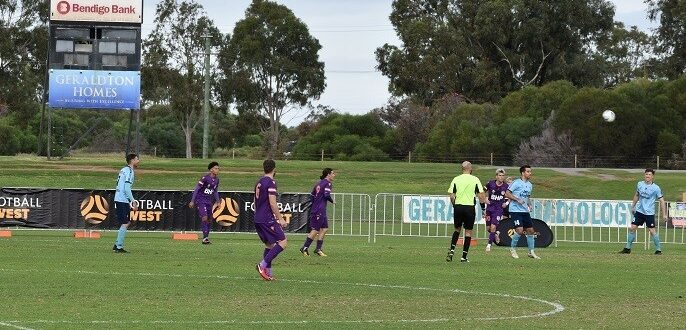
left=48, top=70, right=141, bottom=109
left=0, top=188, right=313, bottom=233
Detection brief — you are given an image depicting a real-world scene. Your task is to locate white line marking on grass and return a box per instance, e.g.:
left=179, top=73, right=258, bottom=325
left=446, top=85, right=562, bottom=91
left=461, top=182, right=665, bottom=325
left=0, top=268, right=564, bottom=324
left=0, top=321, right=35, bottom=330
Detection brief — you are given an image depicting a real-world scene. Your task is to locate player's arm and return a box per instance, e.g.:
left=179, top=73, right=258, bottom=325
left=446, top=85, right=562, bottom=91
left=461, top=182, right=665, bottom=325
left=504, top=190, right=524, bottom=206
left=631, top=191, right=639, bottom=212
left=189, top=177, right=204, bottom=208
left=123, top=169, right=137, bottom=210
left=213, top=181, right=220, bottom=204
left=324, top=184, right=334, bottom=204
left=448, top=181, right=456, bottom=206
left=269, top=194, right=286, bottom=227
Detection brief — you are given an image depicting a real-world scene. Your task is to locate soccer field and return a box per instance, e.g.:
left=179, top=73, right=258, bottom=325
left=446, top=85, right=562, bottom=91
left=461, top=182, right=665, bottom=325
left=1, top=230, right=684, bottom=329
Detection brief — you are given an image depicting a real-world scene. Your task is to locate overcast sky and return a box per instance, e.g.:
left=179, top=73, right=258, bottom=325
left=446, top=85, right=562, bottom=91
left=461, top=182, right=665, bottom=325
left=141, top=0, right=657, bottom=126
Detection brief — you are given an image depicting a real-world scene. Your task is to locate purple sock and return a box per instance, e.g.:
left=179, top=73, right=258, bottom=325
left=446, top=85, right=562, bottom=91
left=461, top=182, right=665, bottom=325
left=489, top=232, right=496, bottom=244
left=201, top=221, right=210, bottom=239
left=264, top=248, right=271, bottom=267
left=264, top=244, right=284, bottom=265
left=303, top=237, right=313, bottom=249
left=316, top=240, right=323, bottom=251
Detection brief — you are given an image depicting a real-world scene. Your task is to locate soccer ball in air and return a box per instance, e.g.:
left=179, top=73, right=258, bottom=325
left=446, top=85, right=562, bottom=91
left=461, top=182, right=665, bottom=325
left=602, top=110, right=616, bottom=122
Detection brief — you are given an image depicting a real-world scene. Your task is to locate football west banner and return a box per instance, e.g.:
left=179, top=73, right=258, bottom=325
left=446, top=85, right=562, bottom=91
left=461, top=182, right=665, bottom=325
left=0, top=188, right=313, bottom=233
left=48, top=70, right=141, bottom=110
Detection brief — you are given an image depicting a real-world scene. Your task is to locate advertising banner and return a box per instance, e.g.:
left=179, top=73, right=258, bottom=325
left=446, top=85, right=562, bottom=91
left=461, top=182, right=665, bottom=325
left=531, top=199, right=634, bottom=228
left=402, top=195, right=483, bottom=224
left=49, top=70, right=141, bottom=110
left=668, top=202, right=686, bottom=228
left=50, top=0, right=143, bottom=23
left=0, top=188, right=313, bottom=233
left=495, top=218, right=554, bottom=248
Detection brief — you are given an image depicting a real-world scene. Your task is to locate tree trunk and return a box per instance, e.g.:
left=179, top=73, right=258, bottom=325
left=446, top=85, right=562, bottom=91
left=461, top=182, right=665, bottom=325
left=182, top=118, right=193, bottom=159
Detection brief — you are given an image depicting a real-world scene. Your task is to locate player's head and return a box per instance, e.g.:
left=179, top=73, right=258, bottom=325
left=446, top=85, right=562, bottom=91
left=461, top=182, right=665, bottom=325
left=519, top=165, right=531, bottom=179
left=263, top=159, right=276, bottom=174
left=495, top=168, right=505, bottom=182
left=321, top=168, right=335, bottom=181
left=208, top=161, right=219, bottom=175
left=644, top=168, right=655, bottom=183
left=126, top=153, right=139, bottom=167
left=461, top=161, right=472, bottom=174
left=506, top=176, right=513, bottom=184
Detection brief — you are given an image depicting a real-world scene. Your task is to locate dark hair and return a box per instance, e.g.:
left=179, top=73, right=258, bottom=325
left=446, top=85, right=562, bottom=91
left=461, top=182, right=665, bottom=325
left=320, top=168, right=333, bottom=180
left=126, top=153, right=138, bottom=164
left=645, top=168, right=655, bottom=174
left=208, top=161, right=219, bottom=170
left=263, top=159, right=276, bottom=174
left=519, top=165, right=531, bottom=174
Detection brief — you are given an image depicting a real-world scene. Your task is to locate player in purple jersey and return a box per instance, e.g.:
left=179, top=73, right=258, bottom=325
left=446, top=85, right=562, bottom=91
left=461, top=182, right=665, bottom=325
left=300, top=168, right=336, bottom=257
left=188, top=162, right=220, bottom=244
left=484, top=169, right=509, bottom=252
left=254, top=159, right=287, bottom=281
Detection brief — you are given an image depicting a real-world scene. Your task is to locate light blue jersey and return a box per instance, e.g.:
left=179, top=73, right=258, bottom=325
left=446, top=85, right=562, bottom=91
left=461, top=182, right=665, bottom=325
left=508, top=178, right=532, bottom=213
left=635, top=181, right=662, bottom=215
left=114, top=166, right=135, bottom=203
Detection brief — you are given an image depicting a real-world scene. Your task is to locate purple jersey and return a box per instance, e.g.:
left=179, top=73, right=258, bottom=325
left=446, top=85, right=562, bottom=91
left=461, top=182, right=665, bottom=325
left=485, top=180, right=509, bottom=214
left=310, top=179, right=333, bottom=214
left=191, top=174, right=220, bottom=205
left=254, top=176, right=278, bottom=223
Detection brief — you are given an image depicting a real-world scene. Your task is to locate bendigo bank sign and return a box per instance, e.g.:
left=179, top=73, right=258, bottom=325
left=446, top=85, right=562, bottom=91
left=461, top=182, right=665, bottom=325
left=50, top=0, right=143, bottom=23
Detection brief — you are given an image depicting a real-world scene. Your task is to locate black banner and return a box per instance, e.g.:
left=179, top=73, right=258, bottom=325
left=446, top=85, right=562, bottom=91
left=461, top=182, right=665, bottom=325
left=0, top=188, right=313, bottom=233
left=495, top=218, right=554, bottom=248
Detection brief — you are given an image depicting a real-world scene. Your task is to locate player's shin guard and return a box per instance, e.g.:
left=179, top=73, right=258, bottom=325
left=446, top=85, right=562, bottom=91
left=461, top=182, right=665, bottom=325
left=526, top=235, right=535, bottom=251
left=462, top=236, right=471, bottom=259
left=652, top=233, right=662, bottom=251
left=264, top=248, right=271, bottom=267
left=450, top=231, right=460, bottom=251
left=316, top=240, right=324, bottom=251
left=115, top=225, right=127, bottom=248
left=626, top=231, right=636, bottom=249
left=302, top=237, right=313, bottom=250
left=201, top=221, right=210, bottom=239
left=510, top=233, right=520, bottom=248
left=264, top=244, right=284, bottom=265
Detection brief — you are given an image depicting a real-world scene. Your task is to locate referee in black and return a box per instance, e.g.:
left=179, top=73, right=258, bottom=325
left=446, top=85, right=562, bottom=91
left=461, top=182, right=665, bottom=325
left=446, top=161, right=486, bottom=262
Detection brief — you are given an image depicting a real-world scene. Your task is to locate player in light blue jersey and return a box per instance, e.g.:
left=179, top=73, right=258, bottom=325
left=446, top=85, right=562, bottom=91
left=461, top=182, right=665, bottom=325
left=504, top=165, right=540, bottom=259
left=113, top=153, right=140, bottom=253
left=620, top=168, right=669, bottom=255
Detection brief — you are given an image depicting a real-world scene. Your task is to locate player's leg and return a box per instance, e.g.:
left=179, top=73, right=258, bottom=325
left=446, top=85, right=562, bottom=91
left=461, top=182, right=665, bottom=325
left=315, top=228, right=329, bottom=257
left=447, top=207, right=463, bottom=261
left=315, top=217, right=329, bottom=256
left=301, top=214, right=322, bottom=255
left=524, top=218, right=540, bottom=259
left=647, top=216, right=661, bottom=254
left=260, top=224, right=287, bottom=279
left=509, top=213, right=524, bottom=259
left=460, top=207, right=476, bottom=262
left=114, top=202, right=131, bottom=253
left=485, top=215, right=493, bottom=252
left=621, top=213, right=644, bottom=253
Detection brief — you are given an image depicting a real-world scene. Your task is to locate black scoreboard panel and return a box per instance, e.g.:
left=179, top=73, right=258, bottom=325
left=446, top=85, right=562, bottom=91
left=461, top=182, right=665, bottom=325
left=49, top=24, right=141, bottom=71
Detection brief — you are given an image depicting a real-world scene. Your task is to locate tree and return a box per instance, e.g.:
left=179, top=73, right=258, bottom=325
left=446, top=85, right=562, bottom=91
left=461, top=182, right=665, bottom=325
left=647, top=0, right=686, bottom=79
left=0, top=0, right=48, bottom=153
left=595, top=22, right=653, bottom=85
left=143, top=0, right=222, bottom=158
left=376, top=0, right=615, bottom=105
left=218, top=0, right=325, bottom=158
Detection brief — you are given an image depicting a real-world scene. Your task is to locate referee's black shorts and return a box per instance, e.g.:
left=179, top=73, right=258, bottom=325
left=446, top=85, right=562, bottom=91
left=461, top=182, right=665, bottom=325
left=453, top=205, right=476, bottom=230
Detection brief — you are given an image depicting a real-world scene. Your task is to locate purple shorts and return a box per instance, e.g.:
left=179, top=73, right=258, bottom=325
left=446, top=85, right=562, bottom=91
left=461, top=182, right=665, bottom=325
left=196, top=203, right=212, bottom=219
left=255, top=222, right=286, bottom=244
left=485, top=210, right=504, bottom=227
left=310, top=212, right=329, bottom=231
